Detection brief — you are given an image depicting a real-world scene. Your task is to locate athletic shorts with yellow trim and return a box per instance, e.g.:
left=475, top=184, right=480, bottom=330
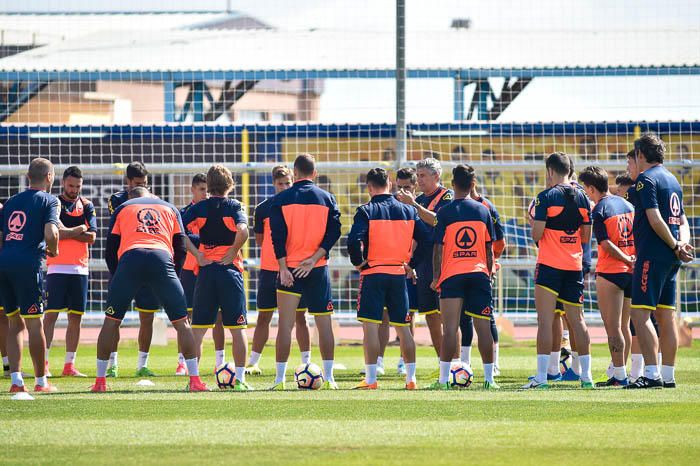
left=257, top=269, right=307, bottom=312
left=357, top=273, right=412, bottom=326
left=439, top=272, right=494, bottom=320
left=45, top=273, right=88, bottom=315
left=0, top=265, right=44, bottom=318
left=277, top=265, right=333, bottom=316
left=631, top=258, right=680, bottom=311
left=192, top=263, right=247, bottom=328
left=535, top=263, right=584, bottom=308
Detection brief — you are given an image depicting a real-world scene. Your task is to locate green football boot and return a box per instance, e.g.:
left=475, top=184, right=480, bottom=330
left=233, top=380, right=254, bottom=391
left=135, top=367, right=156, bottom=378
left=106, top=365, right=118, bottom=378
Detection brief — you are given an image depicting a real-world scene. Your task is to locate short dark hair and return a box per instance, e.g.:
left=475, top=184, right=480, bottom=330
left=191, top=173, right=206, bottom=186
left=126, top=161, right=148, bottom=180
left=294, top=153, right=316, bottom=177
left=366, top=168, right=388, bottom=189
left=615, top=174, right=634, bottom=186
left=396, top=167, right=417, bottom=184
left=128, top=186, right=150, bottom=199
left=626, top=150, right=635, bottom=160
left=545, top=152, right=571, bottom=176
left=578, top=166, right=609, bottom=193
left=634, top=133, right=665, bottom=164
left=567, top=155, right=576, bottom=178
left=27, top=158, right=53, bottom=184
left=63, top=165, right=82, bottom=180
left=452, top=164, right=476, bottom=191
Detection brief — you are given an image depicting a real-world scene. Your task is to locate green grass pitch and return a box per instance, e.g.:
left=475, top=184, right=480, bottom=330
left=2, top=340, right=699, bottom=465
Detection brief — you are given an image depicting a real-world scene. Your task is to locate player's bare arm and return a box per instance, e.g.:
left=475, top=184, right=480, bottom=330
left=58, top=223, right=88, bottom=239
left=396, top=189, right=436, bottom=225
left=430, top=243, right=442, bottom=291
left=531, top=220, right=545, bottom=243
left=293, top=247, right=328, bottom=278
left=219, top=223, right=248, bottom=265
left=44, top=222, right=59, bottom=257
left=645, top=207, right=692, bottom=262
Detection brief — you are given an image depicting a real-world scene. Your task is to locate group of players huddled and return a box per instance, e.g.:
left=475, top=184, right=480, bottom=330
left=0, top=132, right=693, bottom=393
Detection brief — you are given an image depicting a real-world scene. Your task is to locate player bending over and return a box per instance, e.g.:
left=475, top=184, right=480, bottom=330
left=430, top=164, right=499, bottom=390
left=347, top=168, right=422, bottom=390
left=92, top=187, right=207, bottom=392
left=269, top=154, right=342, bottom=390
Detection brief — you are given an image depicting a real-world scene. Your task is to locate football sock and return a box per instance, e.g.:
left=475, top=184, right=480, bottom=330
left=547, top=351, right=560, bottom=375
left=535, top=354, right=549, bottom=384
left=137, top=351, right=149, bottom=370
left=235, top=366, right=245, bottom=383
left=398, top=356, right=405, bottom=366
left=630, top=354, right=644, bottom=380
left=300, top=351, right=311, bottom=364
left=460, top=346, right=471, bottom=366
left=376, top=356, right=384, bottom=369
left=10, top=372, right=24, bottom=386
left=185, top=358, right=199, bottom=377
left=406, top=363, right=416, bottom=383
left=493, top=344, right=500, bottom=367
left=248, top=351, right=262, bottom=366
left=644, top=364, right=660, bottom=380
left=322, top=360, right=335, bottom=382
left=96, top=359, right=109, bottom=378
left=483, top=363, right=494, bottom=383
left=579, top=354, right=592, bottom=382
left=65, top=352, right=76, bottom=365
left=45, top=347, right=50, bottom=363
left=177, top=353, right=185, bottom=365
left=108, top=352, right=118, bottom=368
left=572, top=352, right=581, bottom=375
left=613, top=366, right=627, bottom=381
left=438, top=360, right=451, bottom=384
left=2, top=356, right=8, bottom=366
left=606, top=361, right=614, bottom=378
left=35, top=375, right=48, bottom=387
left=365, top=364, right=377, bottom=384
left=657, top=352, right=663, bottom=372
left=661, top=365, right=675, bottom=382
left=215, top=350, right=225, bottom=368
left=275, top=362, right=287, bottom=383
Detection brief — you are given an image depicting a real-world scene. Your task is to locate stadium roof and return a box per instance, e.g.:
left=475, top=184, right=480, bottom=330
left=0, top=28, right=698, bottom=80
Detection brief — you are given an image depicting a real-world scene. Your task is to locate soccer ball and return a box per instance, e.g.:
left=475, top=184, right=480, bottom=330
left=449, top=362, right=473, bottom=388
left=215, top=362, right=236, bottom=389
left=294, top=363, right=324, bottom=390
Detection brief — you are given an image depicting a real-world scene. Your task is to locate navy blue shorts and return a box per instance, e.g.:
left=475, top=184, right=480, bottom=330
left=193, top=263, right=247, bottom=328
left=179, top=268, right=196, bottom=312
left=0, top=264, right=43, bottom=318
left=357, top=273, right=412, bottom=326
left=277, top=266, right=333, bottom=316
left=598, top=272, right=633, bottom=299
left=45, top=273, right=88, bottom=315
left=415, top=262, right=439, bottom=315
left=134, top=286, right=160, bottom=313
left=631, top=258, right=680, bottom=311
left=257, top=269, right=307, bottom=312
left=535, top=263, right=584, bottom=308
left=105, top=248, right=187, bottom=323
left=439, top=272, right=494, bottom=320
left=406, top=279, right=418, bottom=313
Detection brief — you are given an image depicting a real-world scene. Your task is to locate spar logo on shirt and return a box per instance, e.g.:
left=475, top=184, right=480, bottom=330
left=5, top=211, right=27, bottom=241
left=669, top=192, right=681, bottom=225
left=136, top=208, right=162, bottom=235
left=453, top=226, right=478, bottom=258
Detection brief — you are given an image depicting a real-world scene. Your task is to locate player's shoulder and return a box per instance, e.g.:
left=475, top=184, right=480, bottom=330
left=535, top=186, right=556, bottom=203
left=440, top=188, right=454, bottom=202
left=109, top=190, right=128, bottom=202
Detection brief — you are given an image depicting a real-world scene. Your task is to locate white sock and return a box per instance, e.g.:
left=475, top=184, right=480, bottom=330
left=2, top=356, right=8, bottom=366
left=451, top=358, right=461, bottom=364
left=644, top=364, right=660, bottom=380
left=137, top=351, right=149, bottom=370
left=398, top=356, right=405, bottom=366
left=45, top=347, right=50, bottom=363
left=630, top=354, right=644, bottom=380
left=460, top=346, right=471, bottom=366
left=300, top=351, right=311, bottom=364
left=65, top=352, right=76, bottom=365
left=484, top=363, right=494, bottom=383
left=248, top=351, right=262, bottom=366
left=606, top=361, right=615, bottom=378
left=215, top=350, right=225, bottom=368
left=10, top=371, right=24, bottom=386
left=177, top=353, right=185, bottom=364
left=406, top=362, right=416, bottom=383
left=613, top=366, right=627, bottom=381
left=548, top=351, right=560, bottom=375
left=536, top=354, right=549, bottom=383
left=275, top=362, right=287, bottom=383
left=185, top=358, right=199, bottom=377
left=322, top=360, right=334, bottom=382
left=579, top=354, right=592, bottom=382
left=661, top=365, right=675, bottom=383
left=365, top=364, right=378, bottom=384
left=376, top=356, right=384, bottom=369
left=96, top=359, right=109, bottom=378
left=563, top=329, right=570, bottom=340
left=108, top=352, right=118, bottom=368
left=572, top=352, right=581, bottom=375
left=35, top=375, right=48, bottom=387
left=657, top=352, right=663, bottom=372
left=493, top=343, right=500, bottom=367
left=235, top=366, right=245, bottom=383
left=439, top=360, right=451, bottom=384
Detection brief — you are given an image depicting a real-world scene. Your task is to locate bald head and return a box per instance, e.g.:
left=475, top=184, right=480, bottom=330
left=27, top=157, right=55, bottom=190
left=128, top=186, right=150, bottom=199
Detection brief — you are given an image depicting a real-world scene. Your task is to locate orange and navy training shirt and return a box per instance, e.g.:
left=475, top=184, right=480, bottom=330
left=533, top=184, right=591, bottom=271
left=179, top=201, right=200, bottom=272
left=413, top=186, right=453, bottom=270
left=47, top=195, right=97, bottom=275
left=269, top=179, right=342, bottom=268
left=592, top=195, right=635, bottom=274
left=347, top=194, right=427, bottom=276
left=253, top=197, right=278, bottom=272
left=181, top=197, right=247, bottom=272
left=433, top=197, right=494, bottom=285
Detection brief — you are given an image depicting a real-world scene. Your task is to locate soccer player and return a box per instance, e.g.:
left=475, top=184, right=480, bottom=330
left=107, top=161, right=158, bottom=377
left=347, top=167, right=422, bottom=390
left=182, top=165, right=252, bottom=391
left=269, top=154, right=341, bottom=390
left=246, top=165, right=311, bottom=375
left=43, top=166, right=97, bottom=378
left=523, top=152, right=594, bottom=389
left=0, top=200, right=8, bottom=377
left=0, top=158, right=60, bottom=393
left=396, top=158, right=453, bottom=360
left=626, top=134, right=694, bottom=389
left=176, top=173, right=226, bottom=376
left=579, top=166, right=635, bottom=386
left=430, top=164, right=498, bottom=390
left=92, top=187, right=207, bottom=392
